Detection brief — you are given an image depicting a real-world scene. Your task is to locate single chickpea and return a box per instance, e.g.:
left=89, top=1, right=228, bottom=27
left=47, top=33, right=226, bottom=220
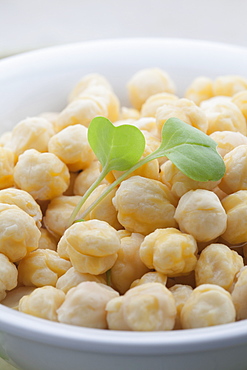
left=39, top=112, right=59, bottom=133
left=213, top=75, right=247, bottom=96
left=1, top=286, right=35, bottom=310
left=56, top=267, right=106, bottom=293
left=231, top=266, right=247, bottom=320
left=219, top=145, right=247, bottom=194
left=0, top=188, right=42, bottom=228
left=57, top=281, right=119, bottom=329
left=110, top=233, right=149, bottom=294
left=60, top=219, right=121, bottom=275
left=210, top=131, right=247, bottom=158
left=180, top=284, right=236, bottom=329
left=5, top=117, right=54, bottom=158
left=221, top=190, right=247, bottom=245
left=19, top=286, right=65, bottom=321
left=195, top=243, right=243, bottom=291
left=231, top=90, right=247, bottom=120
left=106, top=282, right=176, bottom=331
left=43, top=195, right=82, bottom=238
left=73, top=161, right=106, bottom=196
left=140, top=92, right=179, bottom=118
left=48, top=124, right=95, bottom=172
left=0, top=147, right=15, bottom=189
left=156, top=98, right=208, bottom=138
left=200, top=98, right=246, bottom=135
left=184, top=76, right=214, bottom=105
left=130, top=271, right=167, bottom=289
left=38, top=228, right=57, bottom=251
left=174, top=189, right=227, bottom=242
left=127, top=68, right=176, bottom=110
left=18, top=249, right=71, bottom=287
left=0, top=203, right=41, bottom=262
left=79, top=184, right=122, bottom=230
left=78, top=85, right=120, bottom=122
left=112, top=175, right=178, bottom=235
left=13, top=149, right=70, bottom=201
left=56, top=96, right=108, bottom=131
left=0, top=253, right=18, bottom=302
left=160, top=160, right=220, bottom=198
left=169, top=284, right=193, bottom=329
left=119, top=106, right=140, bottom=120
left=140, top=228, right=198, bottom=277
left=68, top=73, right=113, bottom=103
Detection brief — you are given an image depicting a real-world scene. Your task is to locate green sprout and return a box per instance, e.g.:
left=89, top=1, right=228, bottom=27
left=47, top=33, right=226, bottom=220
left=68, top=116, right=225, bottom=226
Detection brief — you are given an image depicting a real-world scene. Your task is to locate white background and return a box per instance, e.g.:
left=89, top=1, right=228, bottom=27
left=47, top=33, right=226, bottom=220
left=1, top=0, right=247, bottom=58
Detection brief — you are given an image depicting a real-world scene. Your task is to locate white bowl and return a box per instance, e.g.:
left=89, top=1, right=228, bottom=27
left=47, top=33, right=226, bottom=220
left=1, top=38, right=247, bottom=370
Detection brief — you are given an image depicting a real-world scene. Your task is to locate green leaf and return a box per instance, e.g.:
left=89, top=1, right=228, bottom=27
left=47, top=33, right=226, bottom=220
left=143, top=117, right=226, bottom=181
left=88, top=116, right=146, bottom=172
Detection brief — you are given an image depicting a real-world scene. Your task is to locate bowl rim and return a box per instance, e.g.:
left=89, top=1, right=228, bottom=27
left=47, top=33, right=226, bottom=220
left=1, top=37, right=247, bottom=355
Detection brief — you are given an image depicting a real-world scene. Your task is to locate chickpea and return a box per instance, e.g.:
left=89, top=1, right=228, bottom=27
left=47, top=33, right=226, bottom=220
left=13, top=149, right=70, bottom=201
left=19, top=286, right=65, bottom=321
left=219, top=145, right=247, bottom=194
left=180, top=284, right=236, bottom=329
left=73, top=160, right=106, bottom=196
left=68, top=73, right=113, bottom=103
left=169, top=284, right=193, bottom=329
left=18, top=249, right=71, bottom=287
left=195, top=243, right=243, bottom=291
left=56, top=97, right=108, bottom=131
left=140, top=92, right=179, bottom=118
left=0, top=147, right=15, bottom=189
left=156, top=98, right=208, bottom=138
left=231, top=90, right=247, bottom=120
left=0, top=253, right=18, bottom=302
left=1, top=286, right=35, bottom=310
left=48, top=124, right=95, bottom=172
left=43, top=195, right=82, bottom=238
left=119, top=106, right=140, bottom=120
left=140, top=228, right=198, bottom=277
left=221, top=190, right=247, bottom=245
left=174, top=189, right=227, bottom=242
left=210, top=131, right=247, bottom=158
left=106, top=282, right=176, bottom=331
left=5, top=117, right=54, bottom=158
left=130, top=271, right=167, bottom=289
left=112, top=175, right=178, bottom=235
left=184, top=76, right=214, bottom=105
left=78, top=85, right=120, bottom=122
left=59, top=219, right=121, bottom=275
left=56, top=267, right=106, bottom=293
left=127, top=68, right=176, bottom=110
left=57, top=281, right=119, bottom=328
left=110, top=233, right=149, bottom=294
left=0, top=188, right=42, bottom=228
left=79, top=184, right=122, bottom=230
left=231, top=267, right=247, bottom=320
left=213, top=75, right=247, bottom=96
left=38, top=228, right=57, bottom=251
left=0, top=203, right=41, bottom=262
left=200, top=98, right=246, bottom=135
left=160, top=160, right=220, bottom=198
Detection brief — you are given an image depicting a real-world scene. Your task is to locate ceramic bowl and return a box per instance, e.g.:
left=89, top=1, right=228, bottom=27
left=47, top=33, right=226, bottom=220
left=0, top=38, right=247, bottom=370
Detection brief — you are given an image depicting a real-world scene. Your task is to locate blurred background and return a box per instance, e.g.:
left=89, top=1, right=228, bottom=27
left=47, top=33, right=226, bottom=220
left=1, top=0, right=247, bottom=58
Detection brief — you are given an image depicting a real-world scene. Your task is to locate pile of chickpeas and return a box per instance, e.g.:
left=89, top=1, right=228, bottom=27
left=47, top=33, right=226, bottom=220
left=1, top=68, right=247, bottom=331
